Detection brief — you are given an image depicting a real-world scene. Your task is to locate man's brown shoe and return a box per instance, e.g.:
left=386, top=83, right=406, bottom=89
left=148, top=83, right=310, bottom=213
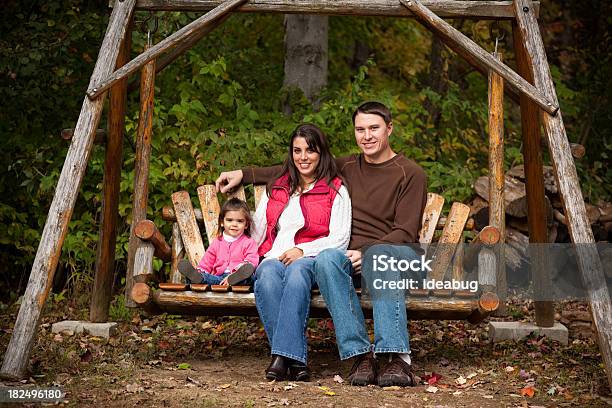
left=347, top=352, right=378, bottom=386
left=377, top=355, right=416, bottom=387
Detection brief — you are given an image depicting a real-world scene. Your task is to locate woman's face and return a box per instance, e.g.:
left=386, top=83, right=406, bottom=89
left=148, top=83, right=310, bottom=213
left=292, top=136, right=320, bottom=182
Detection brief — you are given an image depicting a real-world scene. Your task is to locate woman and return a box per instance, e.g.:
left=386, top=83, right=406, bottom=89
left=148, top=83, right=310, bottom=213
left=251, top=124, right=351, bottom=381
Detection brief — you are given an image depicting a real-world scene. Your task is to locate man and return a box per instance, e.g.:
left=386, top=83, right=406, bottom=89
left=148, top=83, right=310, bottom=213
left=216, top=102, right=427, bottom=387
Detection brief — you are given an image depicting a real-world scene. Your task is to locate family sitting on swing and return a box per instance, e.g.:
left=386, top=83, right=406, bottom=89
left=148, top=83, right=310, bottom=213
left=181, top=101, right=427, bottom=387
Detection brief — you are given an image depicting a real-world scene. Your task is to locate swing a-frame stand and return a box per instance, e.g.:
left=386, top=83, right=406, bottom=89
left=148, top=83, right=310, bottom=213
left=2, top=0, right=610, bottom=388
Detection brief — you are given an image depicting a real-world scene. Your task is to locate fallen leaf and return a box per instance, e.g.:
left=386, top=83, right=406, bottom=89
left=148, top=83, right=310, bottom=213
left=422, top=372, right=442, bottom=385
left=333, top=375, right=344, bottom=384
left=466, top=372, right=477, bottom=379
left=546, top=386, right=556, bottom=396
left=505, top=366, right=515, bottom=373
left=425, top=386, right=438, bottom=393
left=383, top=386, right=401, bottom=391
left=519, top=369, right=530, bottom=379
left=219, top=383, right=231, bottom=389
left=80, top=349, right=92, bottom=363
left=186, top=377, right=200, bottom=386
left=483, top=395, right=494, bottom=399
left=177, top=363, right=191, bottom=370
left=452, top=391, right=463, bottom=396
left=520, top=385, right=535, bottom=398
left=455, top=375, right=467, bottom=385
left=126, top=383, right=144, bottom=393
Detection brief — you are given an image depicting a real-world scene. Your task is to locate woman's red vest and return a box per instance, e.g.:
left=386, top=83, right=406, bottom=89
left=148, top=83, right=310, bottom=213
left=258, top=174, right=343, bottom=256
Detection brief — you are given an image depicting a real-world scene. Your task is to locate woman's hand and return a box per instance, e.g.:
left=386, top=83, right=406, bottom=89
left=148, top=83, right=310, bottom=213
left=278, top=247, right=304, bottom=265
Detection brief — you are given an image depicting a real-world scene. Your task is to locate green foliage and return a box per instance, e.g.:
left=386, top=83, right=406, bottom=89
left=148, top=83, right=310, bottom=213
left=109, top=293, right=132, bottom=322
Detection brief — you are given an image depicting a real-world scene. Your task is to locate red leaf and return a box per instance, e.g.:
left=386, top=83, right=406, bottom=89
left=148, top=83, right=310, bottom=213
left=520, top=385, right=535, bottom=398
left=423, top=372, right=442, bottom=385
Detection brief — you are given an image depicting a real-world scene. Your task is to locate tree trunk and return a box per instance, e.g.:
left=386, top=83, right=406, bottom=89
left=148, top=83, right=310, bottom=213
left=282, top=14, right=328, bottom=115
left=424, top=36, right=448, bottom=127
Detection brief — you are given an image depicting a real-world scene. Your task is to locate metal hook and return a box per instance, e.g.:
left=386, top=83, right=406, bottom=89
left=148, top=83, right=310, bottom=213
left=149, top=14, right=159, bottom=36
left=491, top=21, right=505, bottom=57
left=137, top=11, right=158, bottom=46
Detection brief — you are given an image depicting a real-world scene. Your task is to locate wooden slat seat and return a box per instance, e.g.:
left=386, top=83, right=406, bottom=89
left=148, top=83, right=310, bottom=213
left=132, top=187, right=500, bottom=322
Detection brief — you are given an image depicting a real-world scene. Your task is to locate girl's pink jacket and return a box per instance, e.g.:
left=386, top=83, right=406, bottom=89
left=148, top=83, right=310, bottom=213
left=196, top=234, right=260, bottom=276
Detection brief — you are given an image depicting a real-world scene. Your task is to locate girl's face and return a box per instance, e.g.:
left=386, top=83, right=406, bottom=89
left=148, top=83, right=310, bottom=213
left=292, top=136, right=321, bottom=183
left=221, top=210, right=248, bottom=238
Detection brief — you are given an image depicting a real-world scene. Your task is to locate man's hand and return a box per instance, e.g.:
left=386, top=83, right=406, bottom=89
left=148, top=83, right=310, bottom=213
left=346, top=250, right=362, bottom=272
left=278, top=247, right=304, bottom=266
left=215, top=170, right=244, bottom=194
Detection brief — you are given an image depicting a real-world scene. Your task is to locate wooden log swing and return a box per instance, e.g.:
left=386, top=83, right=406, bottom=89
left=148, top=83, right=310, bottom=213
left=2, top=0, right=610, bottom=389
left=131, top=186, right=500, bottom=323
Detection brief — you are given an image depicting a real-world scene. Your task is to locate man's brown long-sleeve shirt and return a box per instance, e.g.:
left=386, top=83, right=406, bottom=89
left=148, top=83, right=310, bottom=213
left=242, top=154, right=427, bottom=251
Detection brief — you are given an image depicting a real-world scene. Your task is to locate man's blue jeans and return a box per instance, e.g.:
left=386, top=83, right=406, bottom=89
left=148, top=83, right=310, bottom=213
left=314, top=245, right=419, bottom=360
left=254, top=257, right=316, bottom=364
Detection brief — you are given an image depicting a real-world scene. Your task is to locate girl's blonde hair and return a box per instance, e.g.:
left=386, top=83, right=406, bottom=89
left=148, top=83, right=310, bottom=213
left=216, top=198, right=253, bottom=238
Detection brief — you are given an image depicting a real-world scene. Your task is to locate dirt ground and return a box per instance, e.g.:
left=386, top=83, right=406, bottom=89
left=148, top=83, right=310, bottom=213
left=0, top=298, right=610, bottom=407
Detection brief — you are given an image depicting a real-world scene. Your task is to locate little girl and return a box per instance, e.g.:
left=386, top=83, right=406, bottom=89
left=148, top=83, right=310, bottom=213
left=178, top=198, right=259, bottom=286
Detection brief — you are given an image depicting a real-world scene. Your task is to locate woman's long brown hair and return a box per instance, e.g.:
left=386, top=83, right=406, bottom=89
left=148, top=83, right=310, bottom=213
left=268, top=124, right=340, bottom=196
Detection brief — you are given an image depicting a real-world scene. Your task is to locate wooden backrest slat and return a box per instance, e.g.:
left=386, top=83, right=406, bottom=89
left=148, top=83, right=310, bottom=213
left=419, top=193, right=445, bottom=244
left=197, top=185, right=221, bottom=244
left=171, top=191, right=206, bottom=267
left=428, top=202, right=470, bottom=281
left=170, top=223, right=186, bottom=283
left=228, top=185, right=246, bottom=201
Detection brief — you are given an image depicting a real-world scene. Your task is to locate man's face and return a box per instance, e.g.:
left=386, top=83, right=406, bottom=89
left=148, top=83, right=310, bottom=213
left=354, top=112, right=393, bottom=163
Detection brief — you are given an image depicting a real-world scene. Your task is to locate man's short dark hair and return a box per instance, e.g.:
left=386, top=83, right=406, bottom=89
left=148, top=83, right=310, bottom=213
left=352, top=101, right=392, bottom=125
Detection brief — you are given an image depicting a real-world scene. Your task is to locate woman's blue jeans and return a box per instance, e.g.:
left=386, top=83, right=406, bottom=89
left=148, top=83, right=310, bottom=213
left=254, top=257, right=316, bottom=364
left=313, top=245, right=419, bottom=360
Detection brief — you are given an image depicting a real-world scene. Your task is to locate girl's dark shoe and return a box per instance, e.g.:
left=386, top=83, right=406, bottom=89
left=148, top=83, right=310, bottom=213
left=177, top=259, right=204, bottom=284
left=265, top=355, right=288, bottom=381
left=227, top=263, right=255, bottom=286
left=288, top=361, right=311, bottom=382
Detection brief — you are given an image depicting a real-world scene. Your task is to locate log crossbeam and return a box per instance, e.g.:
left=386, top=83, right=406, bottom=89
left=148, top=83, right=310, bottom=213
left=111, top=0, right=539, bottom=20
left=399, top=0, right=558, bottom=115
